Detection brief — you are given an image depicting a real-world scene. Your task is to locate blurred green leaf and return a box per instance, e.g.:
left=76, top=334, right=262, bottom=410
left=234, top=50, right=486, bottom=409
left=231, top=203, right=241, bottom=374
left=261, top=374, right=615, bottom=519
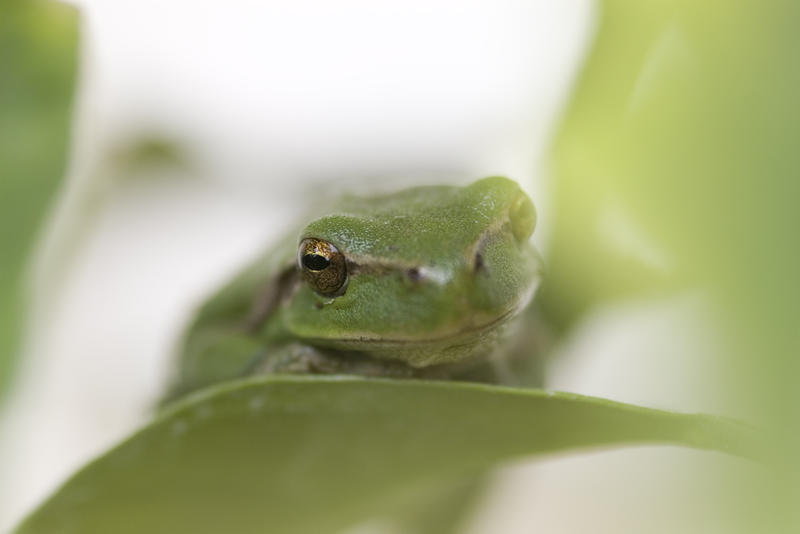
left=545, top=1, right=800, bottom=327
left=14, top=376, right=755, bottom=534
left=0, top=0, right=79, bottom=401
left=545, top=1, right=799, bottom=530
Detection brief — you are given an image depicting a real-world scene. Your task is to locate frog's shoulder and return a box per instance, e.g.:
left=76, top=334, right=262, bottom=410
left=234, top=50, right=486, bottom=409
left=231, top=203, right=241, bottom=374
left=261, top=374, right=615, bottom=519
left=162, top=231, right=298, bottom=404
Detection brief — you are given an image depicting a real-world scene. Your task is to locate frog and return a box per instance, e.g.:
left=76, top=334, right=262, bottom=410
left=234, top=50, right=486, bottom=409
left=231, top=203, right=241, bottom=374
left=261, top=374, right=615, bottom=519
left=162, top=176, right=543, bottom=404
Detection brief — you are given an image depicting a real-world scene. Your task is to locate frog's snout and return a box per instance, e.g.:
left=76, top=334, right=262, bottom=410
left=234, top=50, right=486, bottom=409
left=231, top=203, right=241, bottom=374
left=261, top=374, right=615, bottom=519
left=509, top=191, right=536, bottom=243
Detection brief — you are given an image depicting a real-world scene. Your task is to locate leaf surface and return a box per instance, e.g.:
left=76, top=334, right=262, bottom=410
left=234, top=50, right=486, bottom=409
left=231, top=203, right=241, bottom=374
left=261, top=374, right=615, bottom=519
left=14, top=376, right=756, bottom=534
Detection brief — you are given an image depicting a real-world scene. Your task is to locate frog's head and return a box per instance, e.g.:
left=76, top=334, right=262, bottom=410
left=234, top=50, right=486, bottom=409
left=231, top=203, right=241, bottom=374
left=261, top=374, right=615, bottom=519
left=282, top=176, right=542, bottom=367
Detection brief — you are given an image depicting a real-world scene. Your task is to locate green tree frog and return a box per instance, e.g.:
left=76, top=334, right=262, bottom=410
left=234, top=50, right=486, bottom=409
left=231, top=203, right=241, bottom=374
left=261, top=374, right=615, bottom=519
left=163, top=176, right=542, bottom=403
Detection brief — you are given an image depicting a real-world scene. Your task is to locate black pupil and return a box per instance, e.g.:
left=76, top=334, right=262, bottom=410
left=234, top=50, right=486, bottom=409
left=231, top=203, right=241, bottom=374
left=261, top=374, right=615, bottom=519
left=303, top=254, right=330, bottom=271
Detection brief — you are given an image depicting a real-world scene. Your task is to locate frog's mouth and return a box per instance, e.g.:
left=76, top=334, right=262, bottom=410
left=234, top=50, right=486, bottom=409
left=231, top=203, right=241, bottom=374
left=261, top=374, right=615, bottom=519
left=303, top=302, right=524, bottom=368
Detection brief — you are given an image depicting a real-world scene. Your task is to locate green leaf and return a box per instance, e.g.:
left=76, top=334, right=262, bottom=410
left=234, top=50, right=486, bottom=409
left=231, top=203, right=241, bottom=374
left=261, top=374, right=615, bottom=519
left=0, top=0, right=79, bottom=402
left=14, top=376, right=757, bottom=534
left=542, top=2, right=798, bottom=529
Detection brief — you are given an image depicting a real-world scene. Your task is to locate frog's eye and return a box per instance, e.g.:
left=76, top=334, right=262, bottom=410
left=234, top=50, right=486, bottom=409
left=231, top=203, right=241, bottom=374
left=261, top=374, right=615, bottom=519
left=298, top=238, right=348, bottom=297
left=509, top=191, right=536, bottom=243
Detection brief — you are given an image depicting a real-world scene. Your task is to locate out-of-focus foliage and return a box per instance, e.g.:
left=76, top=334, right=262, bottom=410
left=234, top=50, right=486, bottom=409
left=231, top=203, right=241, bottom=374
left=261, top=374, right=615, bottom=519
left=545, top=1, right=800, bottom=531
left=12, top=376, right=754, bottom=534
left=0, top=0, right=78, bottom=401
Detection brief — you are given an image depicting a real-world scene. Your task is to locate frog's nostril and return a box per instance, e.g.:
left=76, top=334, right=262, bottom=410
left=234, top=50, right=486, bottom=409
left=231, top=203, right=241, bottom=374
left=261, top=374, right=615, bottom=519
left=509, top=192, right=536, bottom=243
left=407, top=267, right=423, bottom=282
left=474, top=251, right=485, bottom=273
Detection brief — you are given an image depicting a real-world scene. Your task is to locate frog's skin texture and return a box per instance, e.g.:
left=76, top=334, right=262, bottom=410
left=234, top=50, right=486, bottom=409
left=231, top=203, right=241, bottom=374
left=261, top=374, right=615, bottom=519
left=163, top=177, right=542, bottom=403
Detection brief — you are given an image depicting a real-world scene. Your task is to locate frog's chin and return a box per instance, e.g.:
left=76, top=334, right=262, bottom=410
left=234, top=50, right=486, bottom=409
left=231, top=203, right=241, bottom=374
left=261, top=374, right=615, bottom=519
left=304, top=306, right=518, bottom=368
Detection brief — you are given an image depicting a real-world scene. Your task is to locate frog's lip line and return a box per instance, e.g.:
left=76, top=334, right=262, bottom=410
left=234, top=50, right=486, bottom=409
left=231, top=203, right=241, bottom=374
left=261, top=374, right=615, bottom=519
left=304, top=309, right=514, bottom=347
left=301, top=288, right=536, bottom=347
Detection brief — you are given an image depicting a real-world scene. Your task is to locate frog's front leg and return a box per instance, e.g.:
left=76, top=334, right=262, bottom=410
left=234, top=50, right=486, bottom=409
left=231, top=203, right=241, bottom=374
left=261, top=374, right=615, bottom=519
left=248, top=343, right=422, bottom=378
left=251, top=343, right=541, bottom=384
left=245, top=343, right=336, bottom=375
